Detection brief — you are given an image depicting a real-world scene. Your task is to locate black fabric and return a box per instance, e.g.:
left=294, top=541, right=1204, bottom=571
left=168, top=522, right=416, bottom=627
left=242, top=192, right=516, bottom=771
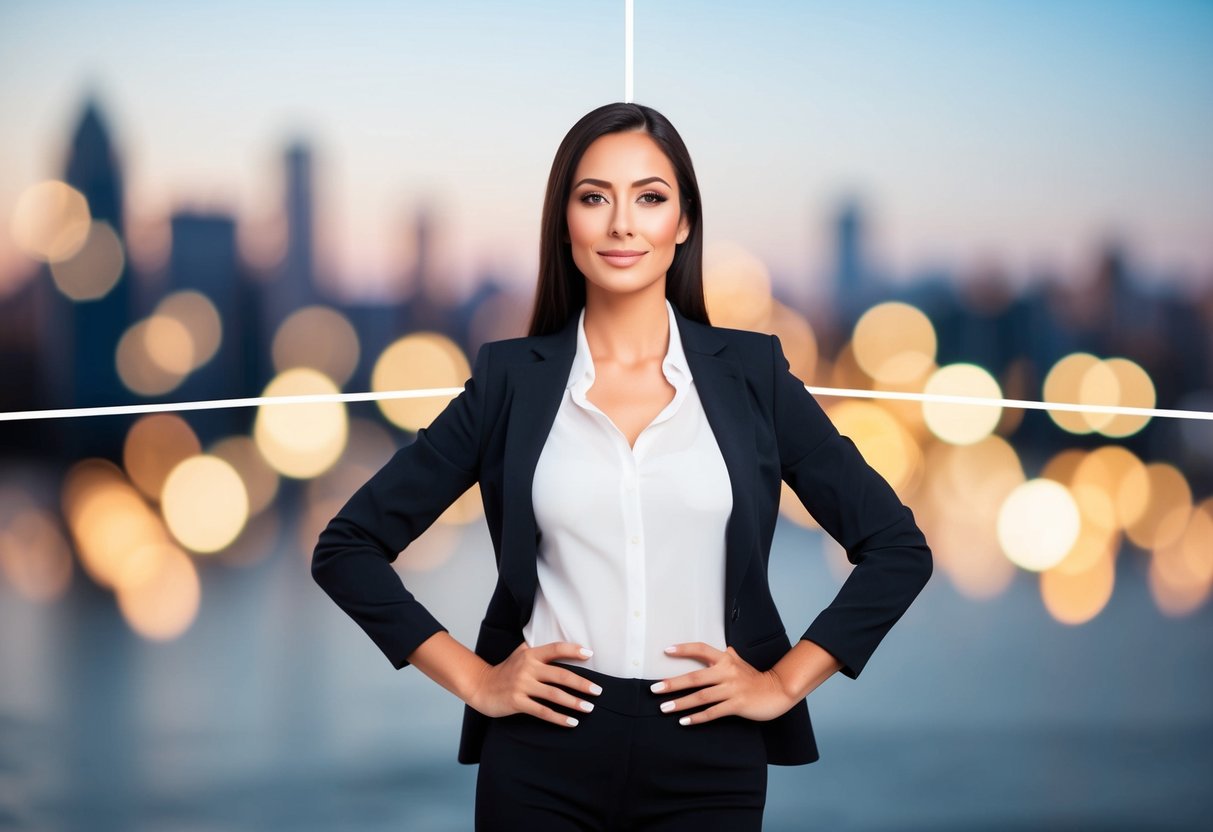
left=312, top=303, right=933, bottom=767
left=474, top=663, right=767, bottom=831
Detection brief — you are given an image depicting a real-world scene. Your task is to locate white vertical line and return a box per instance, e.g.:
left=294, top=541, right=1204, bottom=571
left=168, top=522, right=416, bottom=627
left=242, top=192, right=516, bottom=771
left=625, top=0, right=634, bottom=102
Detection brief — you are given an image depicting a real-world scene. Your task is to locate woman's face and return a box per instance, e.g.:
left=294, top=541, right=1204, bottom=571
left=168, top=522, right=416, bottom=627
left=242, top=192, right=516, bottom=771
left=566, top=130, right=690, bottom=300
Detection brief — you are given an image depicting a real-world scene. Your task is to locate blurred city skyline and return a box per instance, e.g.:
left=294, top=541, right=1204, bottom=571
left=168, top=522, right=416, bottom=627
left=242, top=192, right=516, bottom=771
left=2, top=0, right=1212, bottom=301
left=1, top=4, right=1211, bottom=828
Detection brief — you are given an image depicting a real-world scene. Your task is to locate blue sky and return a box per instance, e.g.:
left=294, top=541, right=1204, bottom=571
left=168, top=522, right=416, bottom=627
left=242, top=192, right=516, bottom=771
left=2, top=0, right=1210, bottom=297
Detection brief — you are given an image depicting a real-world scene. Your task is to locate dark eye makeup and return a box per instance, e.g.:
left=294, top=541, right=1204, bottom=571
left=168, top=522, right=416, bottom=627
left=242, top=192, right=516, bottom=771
left=578, top=191, right=668, bottom=205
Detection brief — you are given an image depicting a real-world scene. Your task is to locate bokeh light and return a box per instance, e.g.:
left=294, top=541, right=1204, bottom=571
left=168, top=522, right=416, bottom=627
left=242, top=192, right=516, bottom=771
left=61, top=459, right=169, bottom=590
left=1043, top=352, right=1101, bottom=434
left=371, top=333, right=469, bottom=432
left=254, top=368, right=348, bottom=478
left=9, top=180, right=91, bottom=263
left=48, top=220, right=125, bottom=300
left=1098, top=358, right=1156, bottom=438
left=1125, top=463, right=1192, bottom=550
left=824, top=400, right=920, bottom=494
left=1041, top=552, right=1115, bottom=625
left=919, top=437, right=1022, bottom=598
left=114, top=540, right=201, bottom=641
left=0, top=508, right=74, bottom=602
left=766, top=301, right=818, bottom=387
left=922, top=363, right=1003, bottom=445
left=997, top=479, right=1081, bottom=571
left=210, top=436, right=279, bottom=516
left=1075, top=358, right=1119, bottom=432
left=702, top=240, right=773, bottom=330
left=272, top=305, right=360, bottom=386
left=1148, top=499, right=1213, bottom=617
left=160, top=455, right=249, bottom=553
left=116, top=318, right=189, bottom=396
left=1071, top=446, right=1150, bottom=531
left=123, top=413, right=202, bottom=501
left=1043, top=352, right=1158, bottom=437
left=144, top=313, right=196, bottom=375
left=851, top=302, right=937, bottom=384
left=155, top=290, right=222, bottom=370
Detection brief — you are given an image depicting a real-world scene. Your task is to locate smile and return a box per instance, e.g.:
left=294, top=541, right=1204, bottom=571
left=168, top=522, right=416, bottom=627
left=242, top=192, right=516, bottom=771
left=598, top=251, right=648, bottom=268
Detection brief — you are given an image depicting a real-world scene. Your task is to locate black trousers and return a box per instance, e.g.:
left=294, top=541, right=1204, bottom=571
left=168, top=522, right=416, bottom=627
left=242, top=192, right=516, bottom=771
left=474, top=661, right=768, bottom=831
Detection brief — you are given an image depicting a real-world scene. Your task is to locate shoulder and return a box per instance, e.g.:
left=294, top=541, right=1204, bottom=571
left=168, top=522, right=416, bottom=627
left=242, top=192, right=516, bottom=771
left=684, top=317, right=779, bottom=371
left=474, top=332, right=558, bottom=365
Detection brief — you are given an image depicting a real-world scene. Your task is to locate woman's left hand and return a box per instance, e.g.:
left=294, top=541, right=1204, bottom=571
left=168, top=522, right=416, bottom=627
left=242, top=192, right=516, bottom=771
left=651, top=642, right=797, bottom=725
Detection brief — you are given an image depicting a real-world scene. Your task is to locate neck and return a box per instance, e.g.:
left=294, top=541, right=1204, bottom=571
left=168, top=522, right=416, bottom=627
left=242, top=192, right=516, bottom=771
left=582, top=282, right=670, bottom=367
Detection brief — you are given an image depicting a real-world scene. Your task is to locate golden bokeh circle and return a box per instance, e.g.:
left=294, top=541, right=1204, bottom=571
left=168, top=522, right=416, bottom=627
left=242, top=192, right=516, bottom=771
left=922, top=363, right=1003, bottom=445
left=254, top=368, right=349, bottom=478
left=123, top=414, right=202, bottom=501
left=10, top=180, right=92, bottom=263
left=161, top=455, right=249, bottom=553
left=49, top=220, right=125, bottom=300
left=371, top=333, right=469, bottom=432
left=272, top=305, right=360, bottom=386
left=997, top=479, right=1081, bottom=571
left=851, top=302, right=937, bottom=385
left=115, top=541, right=201, bottom=641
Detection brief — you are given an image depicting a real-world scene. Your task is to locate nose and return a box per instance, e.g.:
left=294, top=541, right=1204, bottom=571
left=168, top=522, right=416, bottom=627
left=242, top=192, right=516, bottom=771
left=610, top=202, right=633, bottom=237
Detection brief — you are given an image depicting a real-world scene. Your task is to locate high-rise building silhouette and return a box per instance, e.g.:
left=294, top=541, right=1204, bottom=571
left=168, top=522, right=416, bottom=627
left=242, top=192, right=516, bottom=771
left=38, top=95, right=138, bottom=459
left=832, top=197, right=869, bottom=315
left=166, top=211, right=256, bottom=441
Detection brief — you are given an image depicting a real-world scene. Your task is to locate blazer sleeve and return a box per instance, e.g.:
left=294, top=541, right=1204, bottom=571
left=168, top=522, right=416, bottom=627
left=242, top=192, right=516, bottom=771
left=770, top=334, right=932, bottom=679
left=311, top=341, right=491, bottom=670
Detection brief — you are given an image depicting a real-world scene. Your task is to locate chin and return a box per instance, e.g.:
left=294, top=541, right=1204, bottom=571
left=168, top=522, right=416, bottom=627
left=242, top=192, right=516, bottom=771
left=585, top=271, right=664, bottom=297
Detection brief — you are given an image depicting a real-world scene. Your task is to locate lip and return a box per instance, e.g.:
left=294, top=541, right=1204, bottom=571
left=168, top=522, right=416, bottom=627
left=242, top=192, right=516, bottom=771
left=598, top=250, right=648, bottom=267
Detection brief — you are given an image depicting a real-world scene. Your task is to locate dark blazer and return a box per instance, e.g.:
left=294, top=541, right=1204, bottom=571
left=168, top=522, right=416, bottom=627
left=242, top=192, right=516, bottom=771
left=312, top=302, right=932, bottom=766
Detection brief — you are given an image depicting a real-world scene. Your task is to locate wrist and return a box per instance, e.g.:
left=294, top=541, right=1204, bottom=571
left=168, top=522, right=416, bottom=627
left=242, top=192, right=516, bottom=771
left=766, top=666, right=800, bottom=705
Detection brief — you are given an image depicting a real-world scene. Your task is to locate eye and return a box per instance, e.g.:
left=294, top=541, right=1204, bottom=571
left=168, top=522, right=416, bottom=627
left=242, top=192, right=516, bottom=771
left=639, top=192, right=668, bottom=204
left=579, top=192, right=607, bottom=205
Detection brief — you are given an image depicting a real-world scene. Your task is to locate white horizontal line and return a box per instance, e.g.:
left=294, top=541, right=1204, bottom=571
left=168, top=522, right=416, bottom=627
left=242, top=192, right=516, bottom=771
left=805, top=386, right=1213, bottom=421
left=1, top=385, right=1210, bottom=423
left=0, top=388, right=465, bottom=422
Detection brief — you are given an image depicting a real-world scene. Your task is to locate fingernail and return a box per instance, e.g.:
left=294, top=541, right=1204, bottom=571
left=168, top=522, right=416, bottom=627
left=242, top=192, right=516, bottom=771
left=679, top=716, right=691, bottom=726
left=579, top=701, right=594, bottom=712
left=660, top=701, right=675, bottom=713
left=664, top=645, right=677, bottom=654
left=650, top=681, right=667, bottom=693
left=589, top=683, right=603, bottom=695
left=580, top=647, right=594, bottom=658
left=566, top=716, right=579, bottom=726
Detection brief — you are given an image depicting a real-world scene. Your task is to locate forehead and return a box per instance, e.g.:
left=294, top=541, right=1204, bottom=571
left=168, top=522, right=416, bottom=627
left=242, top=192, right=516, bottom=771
left=573, top=131, right=677, bottom=184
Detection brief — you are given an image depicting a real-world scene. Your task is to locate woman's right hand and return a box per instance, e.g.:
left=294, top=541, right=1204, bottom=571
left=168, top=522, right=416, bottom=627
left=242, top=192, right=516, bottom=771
left=468, top=641, right=603, bottom=726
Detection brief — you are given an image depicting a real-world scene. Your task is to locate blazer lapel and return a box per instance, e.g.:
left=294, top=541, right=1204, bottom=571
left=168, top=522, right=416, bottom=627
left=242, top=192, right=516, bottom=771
left=499, top=314, right=578, bottom=628
left=497, top=303, right=759, bottom=631
left=671, top=306, right=760, bottom=618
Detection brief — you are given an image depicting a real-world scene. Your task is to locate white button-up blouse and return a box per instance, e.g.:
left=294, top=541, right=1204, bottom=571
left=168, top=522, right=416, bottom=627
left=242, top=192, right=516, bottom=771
left=524, top=298, right=734, bottom=679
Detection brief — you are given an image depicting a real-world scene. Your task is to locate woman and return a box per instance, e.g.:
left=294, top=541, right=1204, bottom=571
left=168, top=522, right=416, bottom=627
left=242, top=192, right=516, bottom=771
left=312, top=102, right=932, bottom=831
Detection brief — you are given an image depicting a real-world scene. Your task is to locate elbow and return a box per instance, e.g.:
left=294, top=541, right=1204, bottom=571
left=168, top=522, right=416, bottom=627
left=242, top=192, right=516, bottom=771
left=917, top=542, right=934, bottom=588
left=310, top=523, right=344, bottom=588
left=907, top=518, right=934, bottom=590
left=310, top=540, right=330, bottom=589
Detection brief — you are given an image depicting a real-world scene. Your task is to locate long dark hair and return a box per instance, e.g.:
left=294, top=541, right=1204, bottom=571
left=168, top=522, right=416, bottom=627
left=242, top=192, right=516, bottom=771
left=526, top=102, right=709, bottom=337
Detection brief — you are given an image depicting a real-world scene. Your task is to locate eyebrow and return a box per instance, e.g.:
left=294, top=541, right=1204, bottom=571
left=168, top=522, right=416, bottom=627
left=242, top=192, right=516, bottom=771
left=572, top=176, right=672, bottom=190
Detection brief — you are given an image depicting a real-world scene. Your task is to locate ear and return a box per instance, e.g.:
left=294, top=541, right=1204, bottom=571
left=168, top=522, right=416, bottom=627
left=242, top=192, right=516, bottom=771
left=676, top=213, right=690, bottom=245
